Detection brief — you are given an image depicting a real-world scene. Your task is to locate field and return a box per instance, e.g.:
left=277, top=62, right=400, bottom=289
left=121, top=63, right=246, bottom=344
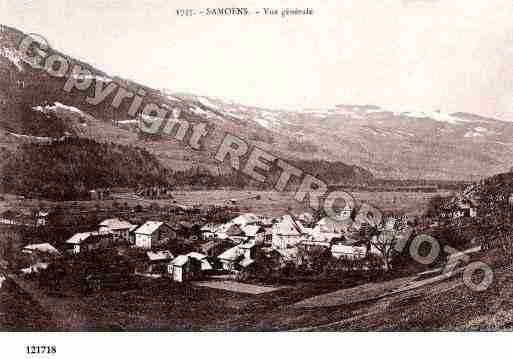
left=0, top=189, right=450, bottom=219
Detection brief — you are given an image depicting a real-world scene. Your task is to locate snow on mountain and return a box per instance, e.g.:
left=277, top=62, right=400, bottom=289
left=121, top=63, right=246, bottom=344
left=464, top=131, right=484, bottom=138
left=5, top=131, right=51, bottom=142
left=71, top=73, right=112, bottom=83
left=190, top=105, right=208, bottom=116
left=254, top=117, right=272, bottom=129
left=117, top=119, right=139, bottom=125
left=198, top=97, right=220, bottom=110
left=400, top=110, right=472, bottom=125
left=32, top=102, right=87, bottom=116
left=3, top=23, right=513, bottom=181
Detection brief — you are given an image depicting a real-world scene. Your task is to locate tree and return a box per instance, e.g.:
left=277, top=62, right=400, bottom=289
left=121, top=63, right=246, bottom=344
left=368, top=226, right=399, bottom=271
left=426, top=194, right=448, bottom=218
left=297, top=245, right=331, bottom=274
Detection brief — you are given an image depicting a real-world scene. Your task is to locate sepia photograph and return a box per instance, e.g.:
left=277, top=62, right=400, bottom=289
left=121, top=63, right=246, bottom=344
left=1, top=0, right=513, bottom=349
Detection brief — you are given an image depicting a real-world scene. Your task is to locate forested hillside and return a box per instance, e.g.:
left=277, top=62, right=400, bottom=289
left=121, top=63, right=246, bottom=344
left=1, top=138, right=171, bottom=200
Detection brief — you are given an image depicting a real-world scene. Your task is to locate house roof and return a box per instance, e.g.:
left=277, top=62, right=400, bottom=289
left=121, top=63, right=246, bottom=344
left=186, top=252, right=207, bottom=261
left=218, top=245, right=244, bottom=262
left=240, top=240, right=256, bottom=249
left=187, top=252, right=212, bottom=270
left=241, top=224, right=263, bottom=237
left=298, top=240, right=331, bottom=248
left=200, top=223, right=219, bottom=232
left=66, top=232, right=93, bottom=244
left=217, top=222, right=244, bottom=237
left=99, top=218, right=133, bottom=230
left=170, top=255, right=189, bottom=266
left=23, top=243, right=61, bottom=255
left=0, top=209, right=32, bottom=221
left=331, top=244, right=366, bottom=256
left=315, top=217, right=353, bottom=233
left=273, top=215, right=306, bottom=236
left=298, top=212, right=315, bottom=224
left=231, top=213, right=259, bottom=226
left=135, top=221, right=164, bottom=235
left=239, top=258, right=255, bottom=268
left=146, top=250, right=174, bottom=261
left=200, top=260, right=213, bottom=271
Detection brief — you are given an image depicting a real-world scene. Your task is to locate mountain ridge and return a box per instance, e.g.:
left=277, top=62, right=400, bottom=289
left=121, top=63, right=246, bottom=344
left=1, top=24, right=512, bottom=182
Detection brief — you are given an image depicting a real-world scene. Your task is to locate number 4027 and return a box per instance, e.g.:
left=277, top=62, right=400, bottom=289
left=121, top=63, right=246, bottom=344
left=26, top=346, right=56, bottom=355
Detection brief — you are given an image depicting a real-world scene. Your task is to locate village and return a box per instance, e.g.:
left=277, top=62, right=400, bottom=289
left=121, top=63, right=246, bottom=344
left=0, top=186, right=481, bottom=304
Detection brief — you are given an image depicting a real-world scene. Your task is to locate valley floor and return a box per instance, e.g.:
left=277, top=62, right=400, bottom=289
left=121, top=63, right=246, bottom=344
left=0, top=189, right=447, bottom=219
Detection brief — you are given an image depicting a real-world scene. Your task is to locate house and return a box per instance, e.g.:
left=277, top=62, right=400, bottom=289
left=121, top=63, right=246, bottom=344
left=89, top=189, right=99, bottom=200
left=0, top=225, right=24, bottom=261
left=239, top=241, right=258, bottom=260
left=20, top=243, right=61, bottom=275
left=331, top=244, right=367, bottom=260
left=339, top=203, right=353, bottom=220
left=0, top=259, right=8, bottom=270
left=146, top=250, right=174, bottom=274
left=0, top=273, right=6, bottom=288
left=20, top=262, right=49, bottom=274
left=177, top=221, right=201, bottom=240
left=168, top=255, right=201, bottom=282
left=440, top=198, right=478, bottom=219
left=66, top=231, right=113, bottom=254
left=218, top=245, right=244, bottom=271
left=296, top=241, right=332, bottom=270
left=216, top=222, right=246, bottom=243
left=128, top=225, right=139, bottom=244
left=311, top=216, right=354, bottom=242
left=0, top=210, right=19, bottom=225
left=274, top=247, right=300, bottom=267
left=0, top=209, right=33, bottom=226
left=298, top=212, right=315, bottom=227
left=258, top=248, right=290, bottom=272
left=298, top=240, right=331, bottom=251
left=186, top=252, right=213, bottom=271
left=198, top=240, right=231, bottom=258
left=217, top=240, right=261, bottom=272
left=36, top=210, right=49, bottom=226
left=241, top=224, right=271, bottom=245
left=22, top=243, right=61, bottom=257
left=259, top=216, right=274, bottom=227
left=89, top=188, right=111, bottom=200
left=459, top=198, right=478, bottom=217
left=98, top=218, right=135, bottom=243
left=383, top=217, right=397, bottom=231
left=238, top=257, right=255, bottom=269
left=272, top=215, right=309, bottom=249
left=231, top=213, right=260, bottom=227
left=200, top=223, right=219, bottom=240
left=134, top=221, right=176, bottom=249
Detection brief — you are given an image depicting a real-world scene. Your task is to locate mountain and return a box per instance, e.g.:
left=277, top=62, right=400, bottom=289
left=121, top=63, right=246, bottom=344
left=1, top=23, right=512, bottom=184
left=180, top=95, right=513, bottom=181
left=0, top=24, right=372, bottom=187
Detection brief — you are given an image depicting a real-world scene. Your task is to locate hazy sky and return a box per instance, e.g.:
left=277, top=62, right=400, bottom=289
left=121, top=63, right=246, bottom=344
left=2, top=0, right=513, bottom=120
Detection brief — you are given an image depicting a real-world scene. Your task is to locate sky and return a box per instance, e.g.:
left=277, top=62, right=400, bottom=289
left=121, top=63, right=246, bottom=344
left=2, top=0, right=513, bottom=120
